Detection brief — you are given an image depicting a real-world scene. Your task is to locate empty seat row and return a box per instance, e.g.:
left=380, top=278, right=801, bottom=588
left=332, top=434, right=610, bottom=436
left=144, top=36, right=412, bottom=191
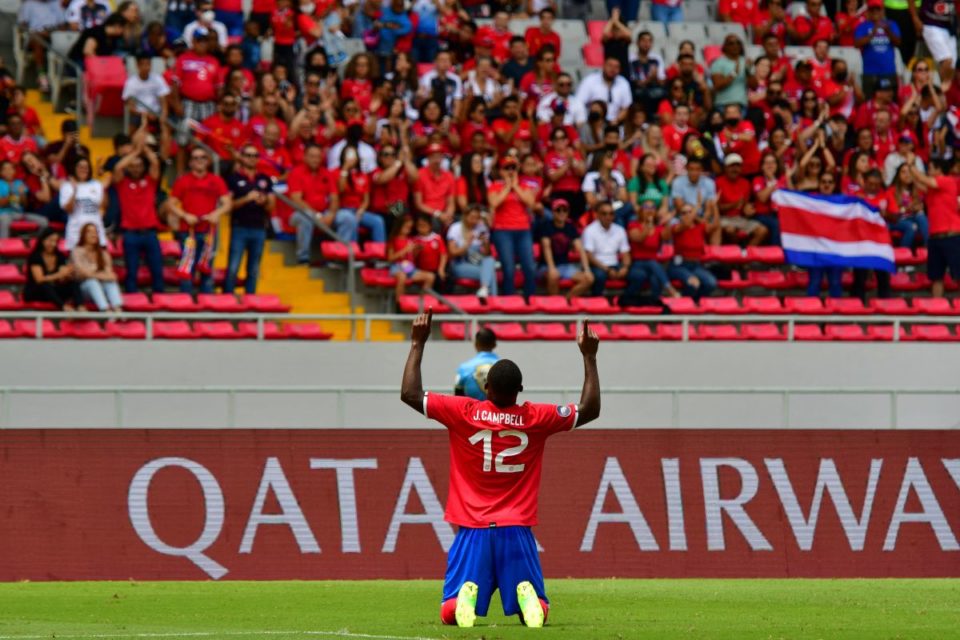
left=0, top=291, right=291, bottom=313
left=0, top=319, right=331, bottom=340
left=439, top=322, right=960, bottom=342
left=398, top=295, right=960, bottom=316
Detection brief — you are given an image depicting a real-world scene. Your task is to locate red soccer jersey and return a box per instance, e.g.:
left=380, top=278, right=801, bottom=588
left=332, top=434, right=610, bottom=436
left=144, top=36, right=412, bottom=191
left=0, top=135, right=38, bottom=176
left=716, top=175, right=752, bottom=217
left=926, top=176, right=960, bottom=236
left=201, top=113, right=250, bottom=160
left=524, top=27, right=561, bottom=57
left=170, top=171, right=229, bottom=233
left=718, top=0, right=758, bottom=26
left=255, top=143, right=292, bottom=178
left=423, top=392, right=578, bottom=528
left=116, top=175, right=159, bottom=230
left=173, top=52, right=221, bottom=103
left=414, top=231, right=446, bottom=272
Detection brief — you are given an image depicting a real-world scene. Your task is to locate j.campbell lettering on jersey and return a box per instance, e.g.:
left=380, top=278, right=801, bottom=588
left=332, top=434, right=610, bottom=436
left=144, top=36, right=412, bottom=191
left=471, top=410, right=525, bottom=426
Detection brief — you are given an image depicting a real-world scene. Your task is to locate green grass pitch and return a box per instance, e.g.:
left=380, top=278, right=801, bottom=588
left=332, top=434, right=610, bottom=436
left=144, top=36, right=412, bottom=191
left=0, top=579, right=958, bottom=639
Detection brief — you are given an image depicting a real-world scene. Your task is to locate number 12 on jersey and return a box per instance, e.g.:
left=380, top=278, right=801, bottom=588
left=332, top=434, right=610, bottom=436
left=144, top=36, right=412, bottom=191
left=468, top=429, right=528, bottom=473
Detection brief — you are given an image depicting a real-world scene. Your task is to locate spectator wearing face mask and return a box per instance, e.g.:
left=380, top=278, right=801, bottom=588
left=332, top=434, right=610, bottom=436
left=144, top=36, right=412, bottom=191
left=183, top=0, right=228, bottom=47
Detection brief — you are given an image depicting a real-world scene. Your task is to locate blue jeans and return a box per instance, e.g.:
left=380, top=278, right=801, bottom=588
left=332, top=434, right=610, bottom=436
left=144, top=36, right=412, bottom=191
left=651, top=3, right=683, bottom=22
left=667, top=259, right=716, bottom=300
left=122, top=229, right=164, bottom=293
left=889, top=214, right=929, bottom=248
left=626, top=259, right=669, bottom=297
left=755, top=214, right=781, bottom=246
left=607, top=0, right=641, bottom=22
left=450, top=256, right=498, bottom=295
left=413, top=36, right=440, bottom=64
left=175, top=231, right=217, bottom=294
left=225, top=226, right=266, bottom=294
left=590, top=264, right=625, bottom=296
left=338, top=208, right=386, bottom=243
left=807, top=267, right=843, bottom=298
left=491, top=229, right=536, bottom=297
left=80, top=279, right=123, bottom=310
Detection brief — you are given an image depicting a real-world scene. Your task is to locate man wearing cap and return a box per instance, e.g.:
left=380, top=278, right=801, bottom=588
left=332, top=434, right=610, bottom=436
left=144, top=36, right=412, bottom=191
left=414, top=144, right=456, bottom=227
left=909, top=0, right=957, bottom=92
left=855, top=0, right=902, bottom=98
left=535, top=199, right=594, bottom=298
left=853, top=77, right=899, bottom=130
left=172, top=30, right=222, bottom=172
left=883, top=130, right=926, bottom=185
left=716, top=154, right=767, bottom=246
left=183, top=0, right=229, bottom=48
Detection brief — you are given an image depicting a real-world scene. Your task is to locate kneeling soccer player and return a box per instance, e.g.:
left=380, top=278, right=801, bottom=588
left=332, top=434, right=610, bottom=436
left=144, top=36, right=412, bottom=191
left=400, top=309, right=601, bottom=627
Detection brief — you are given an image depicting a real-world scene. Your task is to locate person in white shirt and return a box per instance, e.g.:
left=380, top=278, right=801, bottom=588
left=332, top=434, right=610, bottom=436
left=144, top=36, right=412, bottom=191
left=581, top=201, right=631, bottom=295
left=418, top=51, right=463, bottom=116
left=182, top=0, right=229, bottom=49
left=59, top=157, right=107, bottom=249
left=122, top=53, right=171, bottom=125
left=574, top=56, right=633, bottom=124
left=882, top=131, right=925, bottom=186
left=536, top=72, right=587, bottom=126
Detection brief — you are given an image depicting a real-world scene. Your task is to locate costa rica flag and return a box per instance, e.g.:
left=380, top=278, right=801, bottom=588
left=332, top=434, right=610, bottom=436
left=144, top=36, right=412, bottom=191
left=771, top=189, right=895, bottom=272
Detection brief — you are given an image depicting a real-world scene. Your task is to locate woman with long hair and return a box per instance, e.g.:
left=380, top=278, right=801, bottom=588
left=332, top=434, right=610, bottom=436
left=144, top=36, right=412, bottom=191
left=23, top=228, right=79, bottom=310
left=629, top=153, right=670, bottom=223
left=583, top=150, right=632, bottom=227
left=488, top=156, right=537, bottom=298
left=751, top=151, right=788, bottom=245
left=71, top=222, right=122, bottom=312
left=887, top=163, right=929, bottom=249
left=370, top=142, right=419, bottom=222
left=458, top=98, right=495, bottom=154
left=447, top=204, right=497, bottom=299
left=841, top=151, right=871, bottom=196
left=342, top=53, right=380, bottom=114
left=518, top=46, right=558, bottom=112
left=387, top=215, right=435, bottom=298
left=337, top=145, right=386, bottom=243
left=59, top=157, right=106, bottom=250
left=456, top=152, right=490, bottom=215
left=411, top=98, right=459, bottom=156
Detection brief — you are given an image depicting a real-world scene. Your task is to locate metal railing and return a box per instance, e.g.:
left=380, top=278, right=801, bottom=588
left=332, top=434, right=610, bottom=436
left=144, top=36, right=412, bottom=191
left=1, top=310, right=959, bottom=341
left=0, top=384, right=956, bottom=429
left=27, top=32, right=84, bottom=125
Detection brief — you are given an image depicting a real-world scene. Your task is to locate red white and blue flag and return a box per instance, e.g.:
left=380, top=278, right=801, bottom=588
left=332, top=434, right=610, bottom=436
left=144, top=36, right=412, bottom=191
left=771, top=189, right=895, bottom=272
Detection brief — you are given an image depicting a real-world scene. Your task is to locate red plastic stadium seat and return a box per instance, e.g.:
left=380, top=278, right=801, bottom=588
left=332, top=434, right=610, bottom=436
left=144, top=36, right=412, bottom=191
left=488, top=295, right=534, bottom=314
left=824, top=298, right=873, bottom=315
left=0, top=319, right=28, bottom=338
left=321, top=241, right=360, bottom=262
left=0, top=290, right=20, bottom=310
left=236, top=321, right=282, bottom=339
left=160, top=239, right=182, bottom=259
left=570, top=322, right=616, bottom=340
left=193, top=321, right=242, bottom=339
left=890, top=272, right=929, bottom=291
left=906, top=324, right=959, bottom=341
left=699, top=297, right=741, bottom=314
left=610, top=323, right=654, bottom=340
left=742, top=296, right=785, bottom=314
left=197, top=294, right=248, bottom=313
left=359, top=242, right=386, bottom=261
left=60, top=320, right=107, bottom=339
left=9, top=220, right=43, bottom=234
left=571, top=296, right=617, bottom=315
left=717, top=271, right=749, bottom=290
left=704, top=245, right=745, bottom=264
left=445, top=295, right=488, bottom=314
left=0, top=264, right=26, bottom=285
left=655, top=323, right=687, bottom=340
left=440, top=322, right=469, bottom=340
left=397, top=294, right=451, bottom=314
left=866, top=324, right=905, bottom=341
left=745, top=246, right=784, bottom=264
left=485, top=322, right=527, bottom=340
left=153, top=321, right=196, bottom=339
left=360, top=268, right=395, bottom=288
left=825, top=324, right=870, bottom=341
left=912, top=297, right=958, bottom=315
left=244, top=294, right=291, bottom=313
left=583, top=42, right=604, bottom=67
left=526, top=323, right=575, bottom=340
left=530, top=295, right=571, bottom=314
left=587, top=20, right=606, bottom=40
left=106, top=321, right=147, bottom=339
left=742, top=323, right=785, bottom=340
left=663, top=297, right=701, bottom=314
left=0, top=238, right=29, bottom=258
left=893, top=247, right=925, bottom=266
left=695, top=324, right=741, bottom=340
left=746, top=271, right=790, bottom=289
left=868, top=298, right=915, bottom=315
left=783, top=297, right=825, bottom=314
left=121, top=292, right=158, bottom=312
left=283, top=323, right=333, bottom=340
left=153, top=293, right=200, bottom=312
left=793, top=324, right=829, bottom=340
left=13, top=319, right=60, bottom=338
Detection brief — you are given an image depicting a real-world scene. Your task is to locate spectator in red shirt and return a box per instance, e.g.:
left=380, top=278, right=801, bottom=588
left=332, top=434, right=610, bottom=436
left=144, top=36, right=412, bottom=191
left=714, top=104, right=761, bottom=176
left=664, top=202, right=719, bottom=301
left=0, top=114, right=39, bottom=178
left=716, top=154, right=768, bottom=246
left=455, top=151, right=490, bottom=215
left=524, top=8, right=561, bottom=57
left=887, top=162, right=929, bottom=249
left=488, top=156, right=538, bottom=297
left=387, top=215, right=435, bottom=298
left=752, top=151, right=786, bottom=244
left=8, top=87, right=45, bottom=145
left=342, top=53, right=379, bottom=114
left=111, top=139, right=164, bottom=293
left=835, top=0, right=864, bottom=47
left=413, top=213, right=447, bottom=282
left=200, top=93, right=250, bottom=170
left=371, top=144, right=419, bottom=221
left=625, top=197, right=676, bottom=299
left=167, top=148, right=232, bottom=292
left=544, top=128, right=587, bottom=220
left=853, top=78, right=899, bottom=130
left=414, top=143, right=456, bottom=226
left=254, top=122, right=292, bottom=178
left=910, top=157, right=960, bottom=297
left=787, top=0, right=835, bottom=46
left=172, top=30, right=221, bottom=172
left=475, top=10, right=512, bottom=62
left=719, top=0, right=758, bottom=27
left=335, top=144, right=386, bottom=242
left=287, top=144, right=341, bottom=264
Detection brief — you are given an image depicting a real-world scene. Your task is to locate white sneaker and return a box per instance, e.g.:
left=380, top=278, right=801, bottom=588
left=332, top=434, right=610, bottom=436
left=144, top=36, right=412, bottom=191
left=477, top=286, right=489, bottom=299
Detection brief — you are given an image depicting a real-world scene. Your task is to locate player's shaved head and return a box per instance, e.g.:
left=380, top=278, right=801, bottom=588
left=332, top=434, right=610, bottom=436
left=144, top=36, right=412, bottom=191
left=485, top=359, right=523, bottom=407
left=475, top=328, right=497, bottom=352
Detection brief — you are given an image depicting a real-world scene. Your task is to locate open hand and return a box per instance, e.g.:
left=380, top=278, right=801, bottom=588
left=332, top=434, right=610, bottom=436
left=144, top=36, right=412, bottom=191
left=411, top=308, right=432, bottom=345
left=578, top=318, right=599, bottom=356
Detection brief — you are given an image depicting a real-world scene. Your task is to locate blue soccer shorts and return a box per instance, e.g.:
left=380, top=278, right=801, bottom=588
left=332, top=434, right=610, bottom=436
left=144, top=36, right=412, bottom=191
left=441, top=525, right=548, bottom=617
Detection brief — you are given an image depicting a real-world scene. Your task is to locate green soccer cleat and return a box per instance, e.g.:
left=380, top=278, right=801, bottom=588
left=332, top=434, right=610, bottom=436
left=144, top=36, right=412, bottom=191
left=516, top=581, right=544, bottom=628
left=455, top=581, right=478, bottom=628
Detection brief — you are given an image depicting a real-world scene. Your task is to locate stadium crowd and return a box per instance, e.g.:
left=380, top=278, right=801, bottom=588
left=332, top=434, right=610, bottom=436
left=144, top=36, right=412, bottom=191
left=8, top=0, right=960, bottom=312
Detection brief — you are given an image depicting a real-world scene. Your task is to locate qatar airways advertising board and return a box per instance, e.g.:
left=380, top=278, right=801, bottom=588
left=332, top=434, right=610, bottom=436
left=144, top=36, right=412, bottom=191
left=1, top=429, right=958, bottom=580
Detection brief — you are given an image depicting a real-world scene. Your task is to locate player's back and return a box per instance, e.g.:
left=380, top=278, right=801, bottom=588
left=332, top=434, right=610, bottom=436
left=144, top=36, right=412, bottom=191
left=423, top=392, right=577, bottom=528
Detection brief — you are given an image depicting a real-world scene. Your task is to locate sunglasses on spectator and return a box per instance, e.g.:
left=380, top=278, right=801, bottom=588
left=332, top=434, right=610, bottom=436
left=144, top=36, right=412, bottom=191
left=555, top=206, right=569, bottom=212
left=242, top=152, right=259, bottom=158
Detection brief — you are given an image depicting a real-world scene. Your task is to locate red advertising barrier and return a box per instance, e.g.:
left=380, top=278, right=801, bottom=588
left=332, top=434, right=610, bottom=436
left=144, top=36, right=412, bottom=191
left=1, top=429, right=959, bottom=581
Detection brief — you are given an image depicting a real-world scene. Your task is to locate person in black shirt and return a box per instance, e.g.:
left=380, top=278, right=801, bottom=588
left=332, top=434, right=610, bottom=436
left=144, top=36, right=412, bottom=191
left=224, top=143, right=274, bottom=293
left=23, top=228, right=81, bottom=310
left=67, top=12, right=127, bottom=69
left=501, top=36, right=533, bottom=89
left=534, top=199, right=593, bottom=298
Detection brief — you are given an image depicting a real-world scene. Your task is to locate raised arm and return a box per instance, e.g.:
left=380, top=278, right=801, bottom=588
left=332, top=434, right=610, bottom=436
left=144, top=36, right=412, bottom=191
left=575, top=319, right=600, bottom=427
left=401, top=308, right=433, bottom=413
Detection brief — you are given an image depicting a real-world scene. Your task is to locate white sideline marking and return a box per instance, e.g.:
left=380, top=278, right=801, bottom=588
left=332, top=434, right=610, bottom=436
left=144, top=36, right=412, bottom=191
left=0, top=631, right=441, bottom=640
